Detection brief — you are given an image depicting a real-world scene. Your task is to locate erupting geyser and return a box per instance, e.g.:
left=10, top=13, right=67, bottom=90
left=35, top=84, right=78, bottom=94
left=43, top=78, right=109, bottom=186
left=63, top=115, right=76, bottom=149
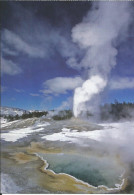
left=71, top=2, right=131, bottom=117
left=73, top=75, right=107, bottom=117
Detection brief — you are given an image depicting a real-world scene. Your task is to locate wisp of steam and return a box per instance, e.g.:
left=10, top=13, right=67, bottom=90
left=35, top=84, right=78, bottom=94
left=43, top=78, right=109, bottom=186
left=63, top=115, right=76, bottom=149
left=71, top=2, right=131, bottom=117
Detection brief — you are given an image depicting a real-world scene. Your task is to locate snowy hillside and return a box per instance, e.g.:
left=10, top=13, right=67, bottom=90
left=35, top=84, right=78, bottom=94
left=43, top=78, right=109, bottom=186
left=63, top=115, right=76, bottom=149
left=0, top=106, right=29, bottom=116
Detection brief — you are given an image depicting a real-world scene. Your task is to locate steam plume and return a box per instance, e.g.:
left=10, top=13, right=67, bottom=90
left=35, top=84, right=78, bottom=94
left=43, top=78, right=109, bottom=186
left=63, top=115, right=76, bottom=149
left=71, top=2, right=131, bottom=117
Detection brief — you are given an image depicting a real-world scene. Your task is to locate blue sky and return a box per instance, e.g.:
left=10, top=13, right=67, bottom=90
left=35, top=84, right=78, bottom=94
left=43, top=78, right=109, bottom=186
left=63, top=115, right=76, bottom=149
left=1, top=1, right=134, bottom=111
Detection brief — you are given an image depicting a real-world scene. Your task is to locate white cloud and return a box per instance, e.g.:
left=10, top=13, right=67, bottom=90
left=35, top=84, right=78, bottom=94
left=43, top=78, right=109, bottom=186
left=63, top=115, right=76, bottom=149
left=30, top=93, right=40, bottom=97
left=1, top=28, right=46, bottom=76
left=2, top=29, right=45, bottom=58
left=1, top=57, right=22, bottom=75
left=110, top=77, right=134, bottom=90
left=2, top=43, right=18, bottom=56
left=42, top=76, right=83, bottom=95
left=14, top=89, right=24, bottom=93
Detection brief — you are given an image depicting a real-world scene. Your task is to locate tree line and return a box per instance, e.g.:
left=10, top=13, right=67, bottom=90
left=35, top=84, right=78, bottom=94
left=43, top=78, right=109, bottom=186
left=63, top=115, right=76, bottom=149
left=100, top=100, right=134, bottom=121
left=1, top=101, right=134, bottom=122
left=1, top=111, right=48, bottom=122
left=52, top=110, right=73, bottom=120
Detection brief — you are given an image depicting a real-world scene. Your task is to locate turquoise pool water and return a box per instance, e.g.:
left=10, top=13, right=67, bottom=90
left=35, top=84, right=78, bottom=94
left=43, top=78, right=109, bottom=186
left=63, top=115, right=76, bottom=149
left=38, top=153, right=123, bottom=188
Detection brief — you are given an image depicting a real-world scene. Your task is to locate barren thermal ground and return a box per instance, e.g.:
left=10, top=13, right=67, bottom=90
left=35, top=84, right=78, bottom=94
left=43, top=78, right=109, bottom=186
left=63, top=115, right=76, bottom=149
left=1, top=117, right=134, bottom=194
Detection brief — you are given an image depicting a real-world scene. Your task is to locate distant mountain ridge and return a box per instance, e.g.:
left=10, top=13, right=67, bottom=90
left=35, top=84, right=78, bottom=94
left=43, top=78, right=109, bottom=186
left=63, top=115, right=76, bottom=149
left=0, top=106, right=30, bottom=116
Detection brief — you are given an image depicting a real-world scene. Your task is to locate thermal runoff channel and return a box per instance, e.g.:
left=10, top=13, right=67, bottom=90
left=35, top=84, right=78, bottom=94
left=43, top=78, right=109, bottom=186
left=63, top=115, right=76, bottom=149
left=71, top=2, right=131, bottom=117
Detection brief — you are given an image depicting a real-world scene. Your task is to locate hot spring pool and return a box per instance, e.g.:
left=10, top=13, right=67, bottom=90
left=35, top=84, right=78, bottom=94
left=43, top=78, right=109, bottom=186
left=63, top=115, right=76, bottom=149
left=38, top=153, right=124, bottom=188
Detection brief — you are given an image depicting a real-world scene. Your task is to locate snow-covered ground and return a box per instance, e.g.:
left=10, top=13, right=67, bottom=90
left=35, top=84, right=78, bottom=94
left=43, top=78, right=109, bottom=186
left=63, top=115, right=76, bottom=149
left=1, top=117, right=8, bottom=125
left=42, top=121, right=134, bottom=146
left=1, top=122, right=50, bottom=142
left=1, top=119, right=134, bottom=193
left=1, top=118, right=134, bottom=154
left=1, top=119, right=20, bottom=128
left=1, top=106, right=29, bottom=116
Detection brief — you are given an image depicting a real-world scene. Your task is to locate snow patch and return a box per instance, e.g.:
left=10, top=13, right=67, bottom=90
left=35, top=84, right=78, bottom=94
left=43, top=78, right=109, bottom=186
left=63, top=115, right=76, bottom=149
left=1, top=106, right=29, bottom=116
left=1, top=119, right=20, bottom=128
left=42, top=121, right=134, bottom=145
left=1, top=117, right=7, bottom=124
left=1, top=122, right=50, bottom=142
